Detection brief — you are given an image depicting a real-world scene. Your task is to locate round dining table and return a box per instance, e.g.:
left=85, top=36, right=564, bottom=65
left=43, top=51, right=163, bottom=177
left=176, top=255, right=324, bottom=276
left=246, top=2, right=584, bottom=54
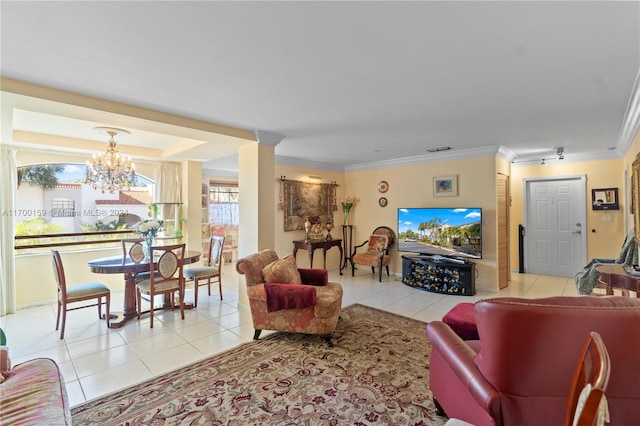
left=88, top=250, right=201, bottom=328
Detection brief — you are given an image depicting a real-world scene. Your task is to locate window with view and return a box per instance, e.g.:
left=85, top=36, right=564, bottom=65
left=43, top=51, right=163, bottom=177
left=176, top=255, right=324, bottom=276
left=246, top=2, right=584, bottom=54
left=14, top=163, right=154, bottom=251
left=208, top=183, right=239, bottom=226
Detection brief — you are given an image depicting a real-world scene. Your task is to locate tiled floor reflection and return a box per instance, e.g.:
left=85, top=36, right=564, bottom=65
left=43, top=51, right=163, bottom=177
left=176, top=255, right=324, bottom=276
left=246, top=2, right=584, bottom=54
left=2, top=262, right=577, bottom=406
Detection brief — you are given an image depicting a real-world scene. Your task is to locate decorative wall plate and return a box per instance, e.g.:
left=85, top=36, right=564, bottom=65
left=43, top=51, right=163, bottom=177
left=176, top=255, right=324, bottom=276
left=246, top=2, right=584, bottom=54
left=378, top=197, right=388, bottom=207
left=378, top=180, right=389, bottom=193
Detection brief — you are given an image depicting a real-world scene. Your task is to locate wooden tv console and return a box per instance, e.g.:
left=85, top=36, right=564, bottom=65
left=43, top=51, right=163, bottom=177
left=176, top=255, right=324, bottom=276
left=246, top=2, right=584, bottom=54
left=401, top=255, right=476, bottom=296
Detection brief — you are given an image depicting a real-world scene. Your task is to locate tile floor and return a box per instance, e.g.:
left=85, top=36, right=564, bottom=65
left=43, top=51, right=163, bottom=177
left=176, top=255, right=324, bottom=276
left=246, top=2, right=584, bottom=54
left=0, top=263, right=578, bottom=407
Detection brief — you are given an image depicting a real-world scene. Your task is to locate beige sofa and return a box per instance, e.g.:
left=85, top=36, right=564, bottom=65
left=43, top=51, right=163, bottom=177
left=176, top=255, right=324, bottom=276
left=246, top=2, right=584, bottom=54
left=0, top=357, right=71, bottom=425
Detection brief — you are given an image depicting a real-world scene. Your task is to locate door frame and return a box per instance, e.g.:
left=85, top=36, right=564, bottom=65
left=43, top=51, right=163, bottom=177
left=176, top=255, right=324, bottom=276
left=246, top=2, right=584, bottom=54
left=523, top=175, right=587, bottom=275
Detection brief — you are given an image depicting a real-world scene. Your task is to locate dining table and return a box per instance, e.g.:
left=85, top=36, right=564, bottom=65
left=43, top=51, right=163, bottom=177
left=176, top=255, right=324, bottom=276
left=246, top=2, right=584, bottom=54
left=88, top=250, right=201, bottom=328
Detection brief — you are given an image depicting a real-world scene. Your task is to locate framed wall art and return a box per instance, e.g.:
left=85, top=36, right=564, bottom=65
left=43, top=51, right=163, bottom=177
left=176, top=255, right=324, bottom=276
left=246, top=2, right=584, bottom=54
left=282, top=179, right=336, bottom=231
left=591, top=188, right=619, bottom=210
left=433, top=175, right=458, bottom=197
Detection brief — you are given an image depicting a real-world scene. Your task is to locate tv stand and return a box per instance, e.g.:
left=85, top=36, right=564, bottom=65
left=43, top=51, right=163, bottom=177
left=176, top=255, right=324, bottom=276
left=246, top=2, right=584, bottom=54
left=401, top=255, right=475, bottom=295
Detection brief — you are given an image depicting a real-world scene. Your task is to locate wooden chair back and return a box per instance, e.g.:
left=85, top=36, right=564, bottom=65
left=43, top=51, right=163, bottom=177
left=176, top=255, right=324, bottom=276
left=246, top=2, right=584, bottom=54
left=122, top=238, right=145, bottom=264
left=565, top=331, right=611, bottom=426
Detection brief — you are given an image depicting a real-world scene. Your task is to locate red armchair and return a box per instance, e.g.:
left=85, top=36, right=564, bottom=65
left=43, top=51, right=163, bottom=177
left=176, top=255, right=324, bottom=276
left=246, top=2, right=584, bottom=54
left=426, top=296, right=640, bottom=426
left=236, top=249, right=343, bottom=346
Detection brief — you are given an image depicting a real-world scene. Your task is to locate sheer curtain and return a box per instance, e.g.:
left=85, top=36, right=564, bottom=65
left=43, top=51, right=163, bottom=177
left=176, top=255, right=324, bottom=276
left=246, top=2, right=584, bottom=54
left=0, top=148, right=17, bottom=315
left=155, top=162, right=182, bottom=217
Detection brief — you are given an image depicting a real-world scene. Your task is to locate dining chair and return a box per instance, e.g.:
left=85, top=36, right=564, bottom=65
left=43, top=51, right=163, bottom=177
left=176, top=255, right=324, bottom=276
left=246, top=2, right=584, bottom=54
left=135, top=243, right=186, bottom=328
left=122, top=237, right=155, bottom=282
left=565, top=331, right=611, bottom=426
left=51, top=250, right=111, bottom=339
left=184, top=235, right=224, bottom=306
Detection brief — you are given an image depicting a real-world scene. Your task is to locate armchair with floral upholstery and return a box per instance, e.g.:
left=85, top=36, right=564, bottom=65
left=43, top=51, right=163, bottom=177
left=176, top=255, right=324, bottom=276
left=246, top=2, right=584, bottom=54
left=236, top=249, right=343, bottom=346
left=351, top=226, right=396, bottom=281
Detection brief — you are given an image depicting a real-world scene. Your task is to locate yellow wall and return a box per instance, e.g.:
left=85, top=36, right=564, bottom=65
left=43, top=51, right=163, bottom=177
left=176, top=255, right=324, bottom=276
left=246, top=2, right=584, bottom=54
left=344, top=156, right=499, bottom=291
left=509, top=158, right=627, bottom=268
left=273, top=165, right=346, bottom=270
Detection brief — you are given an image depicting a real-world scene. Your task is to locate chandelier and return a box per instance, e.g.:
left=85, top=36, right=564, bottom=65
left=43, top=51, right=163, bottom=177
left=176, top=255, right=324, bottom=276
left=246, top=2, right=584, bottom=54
left=85, top=127, right=137, bottom=194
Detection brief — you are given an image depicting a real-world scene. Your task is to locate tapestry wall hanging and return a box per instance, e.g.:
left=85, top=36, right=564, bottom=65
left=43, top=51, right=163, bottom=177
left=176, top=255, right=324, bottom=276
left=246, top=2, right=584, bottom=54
left=282, top=179, right=336, bottom=231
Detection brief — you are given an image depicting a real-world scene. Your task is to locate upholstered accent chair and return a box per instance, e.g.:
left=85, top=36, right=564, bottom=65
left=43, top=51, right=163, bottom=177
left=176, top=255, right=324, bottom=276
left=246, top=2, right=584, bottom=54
left=351, top=226, right=396, bottom=281
left=426, top=296, right=640, bottom=426
left=236, top=249, right=343, bottom=346
left=136, top=243, right=186, bottom=328
left=51, top=250, right=111, bottom=339
left=184, top=235, right=224, bottom=306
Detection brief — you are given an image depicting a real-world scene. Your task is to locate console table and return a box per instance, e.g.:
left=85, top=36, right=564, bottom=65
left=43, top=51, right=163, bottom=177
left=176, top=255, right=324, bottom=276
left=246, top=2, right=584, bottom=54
left=401, top=255, right=475, bottom=295
left=596, top=264, right=640, bottom=297
left=293, top=239, right=344, bottom=274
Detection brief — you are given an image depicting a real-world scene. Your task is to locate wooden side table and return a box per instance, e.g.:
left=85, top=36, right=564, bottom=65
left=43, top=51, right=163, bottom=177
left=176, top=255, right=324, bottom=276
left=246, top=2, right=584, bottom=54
left=596, top=264, right=640, bottom=297
left=293, top=239, right=344, bottom=274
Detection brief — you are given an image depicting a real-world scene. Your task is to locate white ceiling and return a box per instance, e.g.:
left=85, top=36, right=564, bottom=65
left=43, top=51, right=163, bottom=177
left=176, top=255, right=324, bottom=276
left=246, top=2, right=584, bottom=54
left=1, top=1, right=639, bottom=173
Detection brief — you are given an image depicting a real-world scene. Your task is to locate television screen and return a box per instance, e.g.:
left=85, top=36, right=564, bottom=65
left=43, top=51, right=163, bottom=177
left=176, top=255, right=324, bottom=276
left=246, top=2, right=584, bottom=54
left=397, top=208, right=482, bottom=259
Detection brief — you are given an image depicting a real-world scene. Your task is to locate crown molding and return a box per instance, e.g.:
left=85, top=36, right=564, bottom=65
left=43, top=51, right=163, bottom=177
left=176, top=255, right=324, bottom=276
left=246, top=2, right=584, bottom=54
left=345, top=145, right=507, bottom=172
left=275, top=155, right=346, bottom=172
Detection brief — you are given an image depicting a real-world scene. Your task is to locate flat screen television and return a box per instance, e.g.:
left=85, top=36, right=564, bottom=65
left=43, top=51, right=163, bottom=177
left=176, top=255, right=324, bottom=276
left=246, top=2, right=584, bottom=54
left=397, top=207, right=482, bottom=259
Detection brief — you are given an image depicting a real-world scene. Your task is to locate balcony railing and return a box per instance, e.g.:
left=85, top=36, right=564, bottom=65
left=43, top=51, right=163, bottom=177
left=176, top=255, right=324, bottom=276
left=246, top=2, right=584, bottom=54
left=14, top=230, right=139, bottom=252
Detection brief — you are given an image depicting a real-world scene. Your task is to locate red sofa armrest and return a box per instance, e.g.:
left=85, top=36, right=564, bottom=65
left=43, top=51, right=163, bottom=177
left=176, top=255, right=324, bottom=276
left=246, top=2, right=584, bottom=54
left=426, top=321, right=501, bottom=418
left=298, top=268, right=328, bottom=286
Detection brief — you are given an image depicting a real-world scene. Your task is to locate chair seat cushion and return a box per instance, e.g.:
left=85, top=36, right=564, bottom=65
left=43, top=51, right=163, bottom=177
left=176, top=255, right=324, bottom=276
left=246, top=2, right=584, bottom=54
left=352, top=253, right=390, bottom=267
left=442, top=302, right=479, bottom=340
left=248, top=282, right=343, bottom=318
left=66, top=282, right=109, bottom=299
left=136, top=279, right=181, bottom=294
left=184, top=266, right=219, bottom=279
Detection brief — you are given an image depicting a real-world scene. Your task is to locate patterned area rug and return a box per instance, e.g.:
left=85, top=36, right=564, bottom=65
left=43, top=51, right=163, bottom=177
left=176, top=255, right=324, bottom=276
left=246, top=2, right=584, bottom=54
left=71, top=304, right=447, bottom=425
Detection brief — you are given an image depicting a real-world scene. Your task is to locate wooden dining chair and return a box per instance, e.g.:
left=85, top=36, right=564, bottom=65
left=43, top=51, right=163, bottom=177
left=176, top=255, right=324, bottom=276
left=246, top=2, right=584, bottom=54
left=122, top=238, right=156, bottom=282
left=184, top=235, right=224, bottom=306
left=51, top=250, right=111, bottom=339
left=135, top=243, right=186, bottom=328
left=565, top=331, right=611, bottom=426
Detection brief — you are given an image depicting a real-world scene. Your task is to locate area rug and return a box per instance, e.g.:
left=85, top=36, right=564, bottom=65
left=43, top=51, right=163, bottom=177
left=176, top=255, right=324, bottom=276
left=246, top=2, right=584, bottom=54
left=71, top=304, right=447, bottom=425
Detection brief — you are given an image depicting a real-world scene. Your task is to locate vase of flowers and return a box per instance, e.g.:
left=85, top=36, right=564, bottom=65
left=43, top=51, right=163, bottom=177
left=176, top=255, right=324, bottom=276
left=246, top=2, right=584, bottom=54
left=137, top=219, right=164, bottom=261
left=340, top=196, right=360, bottom=225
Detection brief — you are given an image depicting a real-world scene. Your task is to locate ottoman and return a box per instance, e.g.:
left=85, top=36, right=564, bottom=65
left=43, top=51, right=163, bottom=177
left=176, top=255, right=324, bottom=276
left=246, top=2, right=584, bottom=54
left=442, top=302, right=479, bottom=340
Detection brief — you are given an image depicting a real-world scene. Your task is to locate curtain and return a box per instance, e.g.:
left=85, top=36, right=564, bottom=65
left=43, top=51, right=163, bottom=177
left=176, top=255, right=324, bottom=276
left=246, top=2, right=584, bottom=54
left=155, top=162, right=182, bottom=218
left=0, top=148, right=17, bottom=315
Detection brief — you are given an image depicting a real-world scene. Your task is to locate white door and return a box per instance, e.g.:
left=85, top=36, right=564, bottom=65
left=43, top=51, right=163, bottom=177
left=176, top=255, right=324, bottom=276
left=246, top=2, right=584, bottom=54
left=525, top=176, right=587, bottom=278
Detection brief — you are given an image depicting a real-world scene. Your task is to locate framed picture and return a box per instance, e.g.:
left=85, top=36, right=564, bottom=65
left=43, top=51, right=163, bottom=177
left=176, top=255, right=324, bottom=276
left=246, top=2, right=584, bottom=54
left=591, top=188, right=619, bottom=210
left=433, top=175, right=458, bottom=197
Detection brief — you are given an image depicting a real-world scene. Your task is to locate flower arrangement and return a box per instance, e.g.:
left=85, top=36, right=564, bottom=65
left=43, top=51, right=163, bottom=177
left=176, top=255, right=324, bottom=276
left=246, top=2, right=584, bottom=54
left=340, top=196, right=360, bottom=225
left=137, top=219, right=164, bottom=259
left=137, top=219, right=164, bottom=239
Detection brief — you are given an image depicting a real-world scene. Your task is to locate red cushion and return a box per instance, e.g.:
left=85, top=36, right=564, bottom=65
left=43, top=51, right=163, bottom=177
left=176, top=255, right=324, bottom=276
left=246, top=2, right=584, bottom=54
left=442, top=302, right=478, bottom=340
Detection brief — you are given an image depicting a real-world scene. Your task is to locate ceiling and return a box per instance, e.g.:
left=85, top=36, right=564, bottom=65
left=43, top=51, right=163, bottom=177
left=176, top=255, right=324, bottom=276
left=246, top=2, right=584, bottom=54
left=1, top=1, right=639, bottom=174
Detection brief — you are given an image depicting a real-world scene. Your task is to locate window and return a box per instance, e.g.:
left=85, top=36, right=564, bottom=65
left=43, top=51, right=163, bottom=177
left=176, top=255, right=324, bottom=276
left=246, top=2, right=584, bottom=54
left=51, top=199, right=76, bottom=217
left=14, top=163, right=154, bottom=251
left=208, top=183, right=239, bottom=226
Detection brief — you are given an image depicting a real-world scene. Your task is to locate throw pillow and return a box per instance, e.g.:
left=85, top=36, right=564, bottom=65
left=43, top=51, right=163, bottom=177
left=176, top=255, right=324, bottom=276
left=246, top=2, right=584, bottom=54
left=367, top=234, right=389, bottom=253
left=262, top=255, right=302, bottom=284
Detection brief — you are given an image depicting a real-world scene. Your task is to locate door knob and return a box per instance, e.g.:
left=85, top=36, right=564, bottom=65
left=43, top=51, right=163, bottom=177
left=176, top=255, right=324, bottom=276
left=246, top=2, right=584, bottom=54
left=573, top=230, right=582, bottom=235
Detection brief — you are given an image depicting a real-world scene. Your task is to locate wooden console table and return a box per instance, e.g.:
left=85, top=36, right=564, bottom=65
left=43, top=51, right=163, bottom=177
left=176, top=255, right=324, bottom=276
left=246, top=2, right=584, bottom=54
left=596, top=264, right=640, bottom=297
left=293, top=239, right=343, bottom=274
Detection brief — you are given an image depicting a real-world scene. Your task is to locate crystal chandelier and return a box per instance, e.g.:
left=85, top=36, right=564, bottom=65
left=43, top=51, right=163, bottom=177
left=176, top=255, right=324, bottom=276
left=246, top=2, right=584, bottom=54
left=85, top=127, right=137, bottom=194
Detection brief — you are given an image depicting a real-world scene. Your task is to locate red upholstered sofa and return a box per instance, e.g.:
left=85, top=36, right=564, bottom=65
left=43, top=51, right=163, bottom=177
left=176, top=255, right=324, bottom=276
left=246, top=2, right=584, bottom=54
left=426, top=296, right=640, bottom=426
